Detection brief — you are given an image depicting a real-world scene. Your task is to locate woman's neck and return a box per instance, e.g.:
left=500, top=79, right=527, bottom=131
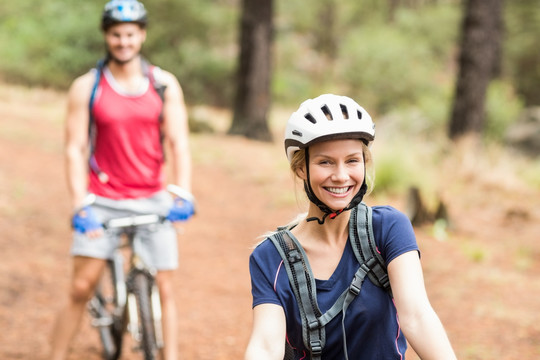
left=293, top=206, right=351, bottom=247
left=290, top=208, right=351, bottom=280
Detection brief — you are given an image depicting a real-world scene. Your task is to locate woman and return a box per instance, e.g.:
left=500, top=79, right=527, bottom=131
left=245, top=94, right=456, bottom=359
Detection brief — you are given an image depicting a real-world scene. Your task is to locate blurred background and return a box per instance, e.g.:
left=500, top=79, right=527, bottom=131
left=0, top=0, right=537, bottom=122
left=1, top=0, right=539, bottom=359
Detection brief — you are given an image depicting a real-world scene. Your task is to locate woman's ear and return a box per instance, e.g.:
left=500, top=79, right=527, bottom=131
left=296, top=165, right=307, bottom=180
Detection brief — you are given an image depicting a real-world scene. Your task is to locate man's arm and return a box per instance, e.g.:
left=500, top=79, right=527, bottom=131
left=64, top=71, right=105, bottom=237
left=64, top=72, right=94, bottom=210
left=160, top=70, right=192, bottom=193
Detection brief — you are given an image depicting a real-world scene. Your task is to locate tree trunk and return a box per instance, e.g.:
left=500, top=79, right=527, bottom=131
left=448, top=0, right=504, bottom=140
left=228, top=0, right=273, bottom=142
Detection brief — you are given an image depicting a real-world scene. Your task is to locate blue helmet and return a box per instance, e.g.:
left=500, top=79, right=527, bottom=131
left=101, top=0, right=148, bottom=30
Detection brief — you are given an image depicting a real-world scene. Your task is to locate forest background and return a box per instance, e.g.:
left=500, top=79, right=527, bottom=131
left=1, top=0, right=540, bottom=359
left=1, top=0, right=539, bottom=129
left=2, top=0, right=538, bottom=211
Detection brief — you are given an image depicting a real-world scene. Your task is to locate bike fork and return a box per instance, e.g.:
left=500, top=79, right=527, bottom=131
left=112, top=251, right=127, bottom=309
left=126, top=275, right=164, bottom=350
left=151, top=283, right=164, bottom=349
left=127, top=292, right=141, bottom=342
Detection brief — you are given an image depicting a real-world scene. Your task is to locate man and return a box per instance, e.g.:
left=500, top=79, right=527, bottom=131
left=49, top=1, right=193, bottom=359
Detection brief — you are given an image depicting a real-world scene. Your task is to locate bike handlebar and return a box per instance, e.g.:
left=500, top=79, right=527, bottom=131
left=104, top=214, right=165, bottom=229
left=166, top=184, right=195, bottom=205
left=78, top=184, right=195, bottom=230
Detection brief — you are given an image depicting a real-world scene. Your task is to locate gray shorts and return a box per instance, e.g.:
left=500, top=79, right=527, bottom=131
left=71, top=190, right=178, bottom=270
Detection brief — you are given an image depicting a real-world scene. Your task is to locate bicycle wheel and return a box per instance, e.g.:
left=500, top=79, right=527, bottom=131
left=131, top=271, right=158, bottom=360
left=88, top=291, right=117, bottom=360
left=91, top=260, right=121, bottom=360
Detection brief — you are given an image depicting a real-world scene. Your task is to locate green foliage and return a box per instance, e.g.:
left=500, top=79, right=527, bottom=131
left=520, top=159, right=540, bottom=189
left=338, top=5, right=460, bottom=114
left=0, top=0, right=237, bottom=104
left=144, top=0, right=238, bottom=105
left=0, top=0, right=536, bottom=124
left=504, top=0, right=540, bottom=106
left=372, top=149, right=412, bottom=194
left=159, top=39, right=236, bottom=106
left=485, top=80, right=523, bottom=141
left=273, top=2, right=460, bottom=113
left=371, top=134, right=439, bottom=197
left=0, top=1, right=102, bottom=87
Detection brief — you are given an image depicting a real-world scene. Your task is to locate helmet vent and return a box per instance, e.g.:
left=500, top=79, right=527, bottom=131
left=357, top=110, right=363, bottom=119
left=340, top=104, right=349, bottom=119
left=321, top=105, right=333, bottom=120
left=304, top=113, right=317, bottom=124
left=292, top=130, right=303, bottom=137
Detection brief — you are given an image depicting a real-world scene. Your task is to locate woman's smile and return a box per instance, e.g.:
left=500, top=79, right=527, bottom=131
left=324, top=186, right=353, bottom=196
left=305, top=139, right=365, bottom=211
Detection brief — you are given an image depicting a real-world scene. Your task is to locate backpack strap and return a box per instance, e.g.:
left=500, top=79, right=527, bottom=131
left=140, top=58, right=167, bottom=118
left=140, top=58, right=167, bottom=161
left=88, top=59, right=105, bottom=125
left=88, top=59, right=106, bottom=181
left=349, top=203, right=392, bottom=296
left=269, top=231, right=325, bottom=359
left=87, top=57, right=167, bottom=181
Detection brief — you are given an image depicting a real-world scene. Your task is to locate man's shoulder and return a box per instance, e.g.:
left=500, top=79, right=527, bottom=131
left=151, top=67, right=178, bottom=87
left=68, top=70, right=96, bottom=102
left=72, top=70, right=97, bottom=90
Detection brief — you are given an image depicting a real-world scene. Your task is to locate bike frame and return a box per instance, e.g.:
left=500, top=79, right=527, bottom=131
left=89, top=214, right=166, bottom=360
left=112, top=215, right=164, bottom=349
left=86, top=185, right=192, bottom=360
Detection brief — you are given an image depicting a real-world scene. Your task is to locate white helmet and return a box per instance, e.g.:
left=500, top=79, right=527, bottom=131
left=284, top=94, right=375, bottom=162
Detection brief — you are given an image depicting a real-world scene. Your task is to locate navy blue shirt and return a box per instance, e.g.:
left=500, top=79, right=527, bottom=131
left=249, top=206, right=419, bottom=359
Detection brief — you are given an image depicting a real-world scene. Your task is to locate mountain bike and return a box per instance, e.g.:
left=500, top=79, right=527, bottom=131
left=87, top=186, right=193, bottom=360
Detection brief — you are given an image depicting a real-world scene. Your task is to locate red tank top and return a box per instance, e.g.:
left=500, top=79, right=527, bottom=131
left=88, top=71, right=165, bottom=199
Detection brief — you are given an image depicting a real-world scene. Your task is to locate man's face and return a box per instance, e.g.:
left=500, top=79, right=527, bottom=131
left=104, top=22, right=146, bottom=64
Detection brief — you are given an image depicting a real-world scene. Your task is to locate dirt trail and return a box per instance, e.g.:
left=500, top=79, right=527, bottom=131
left=1, top=84, right=539, bottom=359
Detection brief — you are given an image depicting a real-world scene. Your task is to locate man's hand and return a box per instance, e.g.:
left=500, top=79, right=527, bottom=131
left=166, top=198, right=194, bottom=222
left=72, top=206, right=103, bottom=237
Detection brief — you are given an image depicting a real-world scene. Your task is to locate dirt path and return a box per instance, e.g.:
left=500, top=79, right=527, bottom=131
left=1, top=84, right=539, bottom=359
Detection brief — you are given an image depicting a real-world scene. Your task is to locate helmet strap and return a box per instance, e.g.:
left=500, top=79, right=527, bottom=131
left=303, top=148, right=367, bottom=225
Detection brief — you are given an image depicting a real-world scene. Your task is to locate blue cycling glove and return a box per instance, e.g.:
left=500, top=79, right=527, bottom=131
left=72, top=206, right=103, bottom=233
left=166, top=198, right=195, bottom=222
